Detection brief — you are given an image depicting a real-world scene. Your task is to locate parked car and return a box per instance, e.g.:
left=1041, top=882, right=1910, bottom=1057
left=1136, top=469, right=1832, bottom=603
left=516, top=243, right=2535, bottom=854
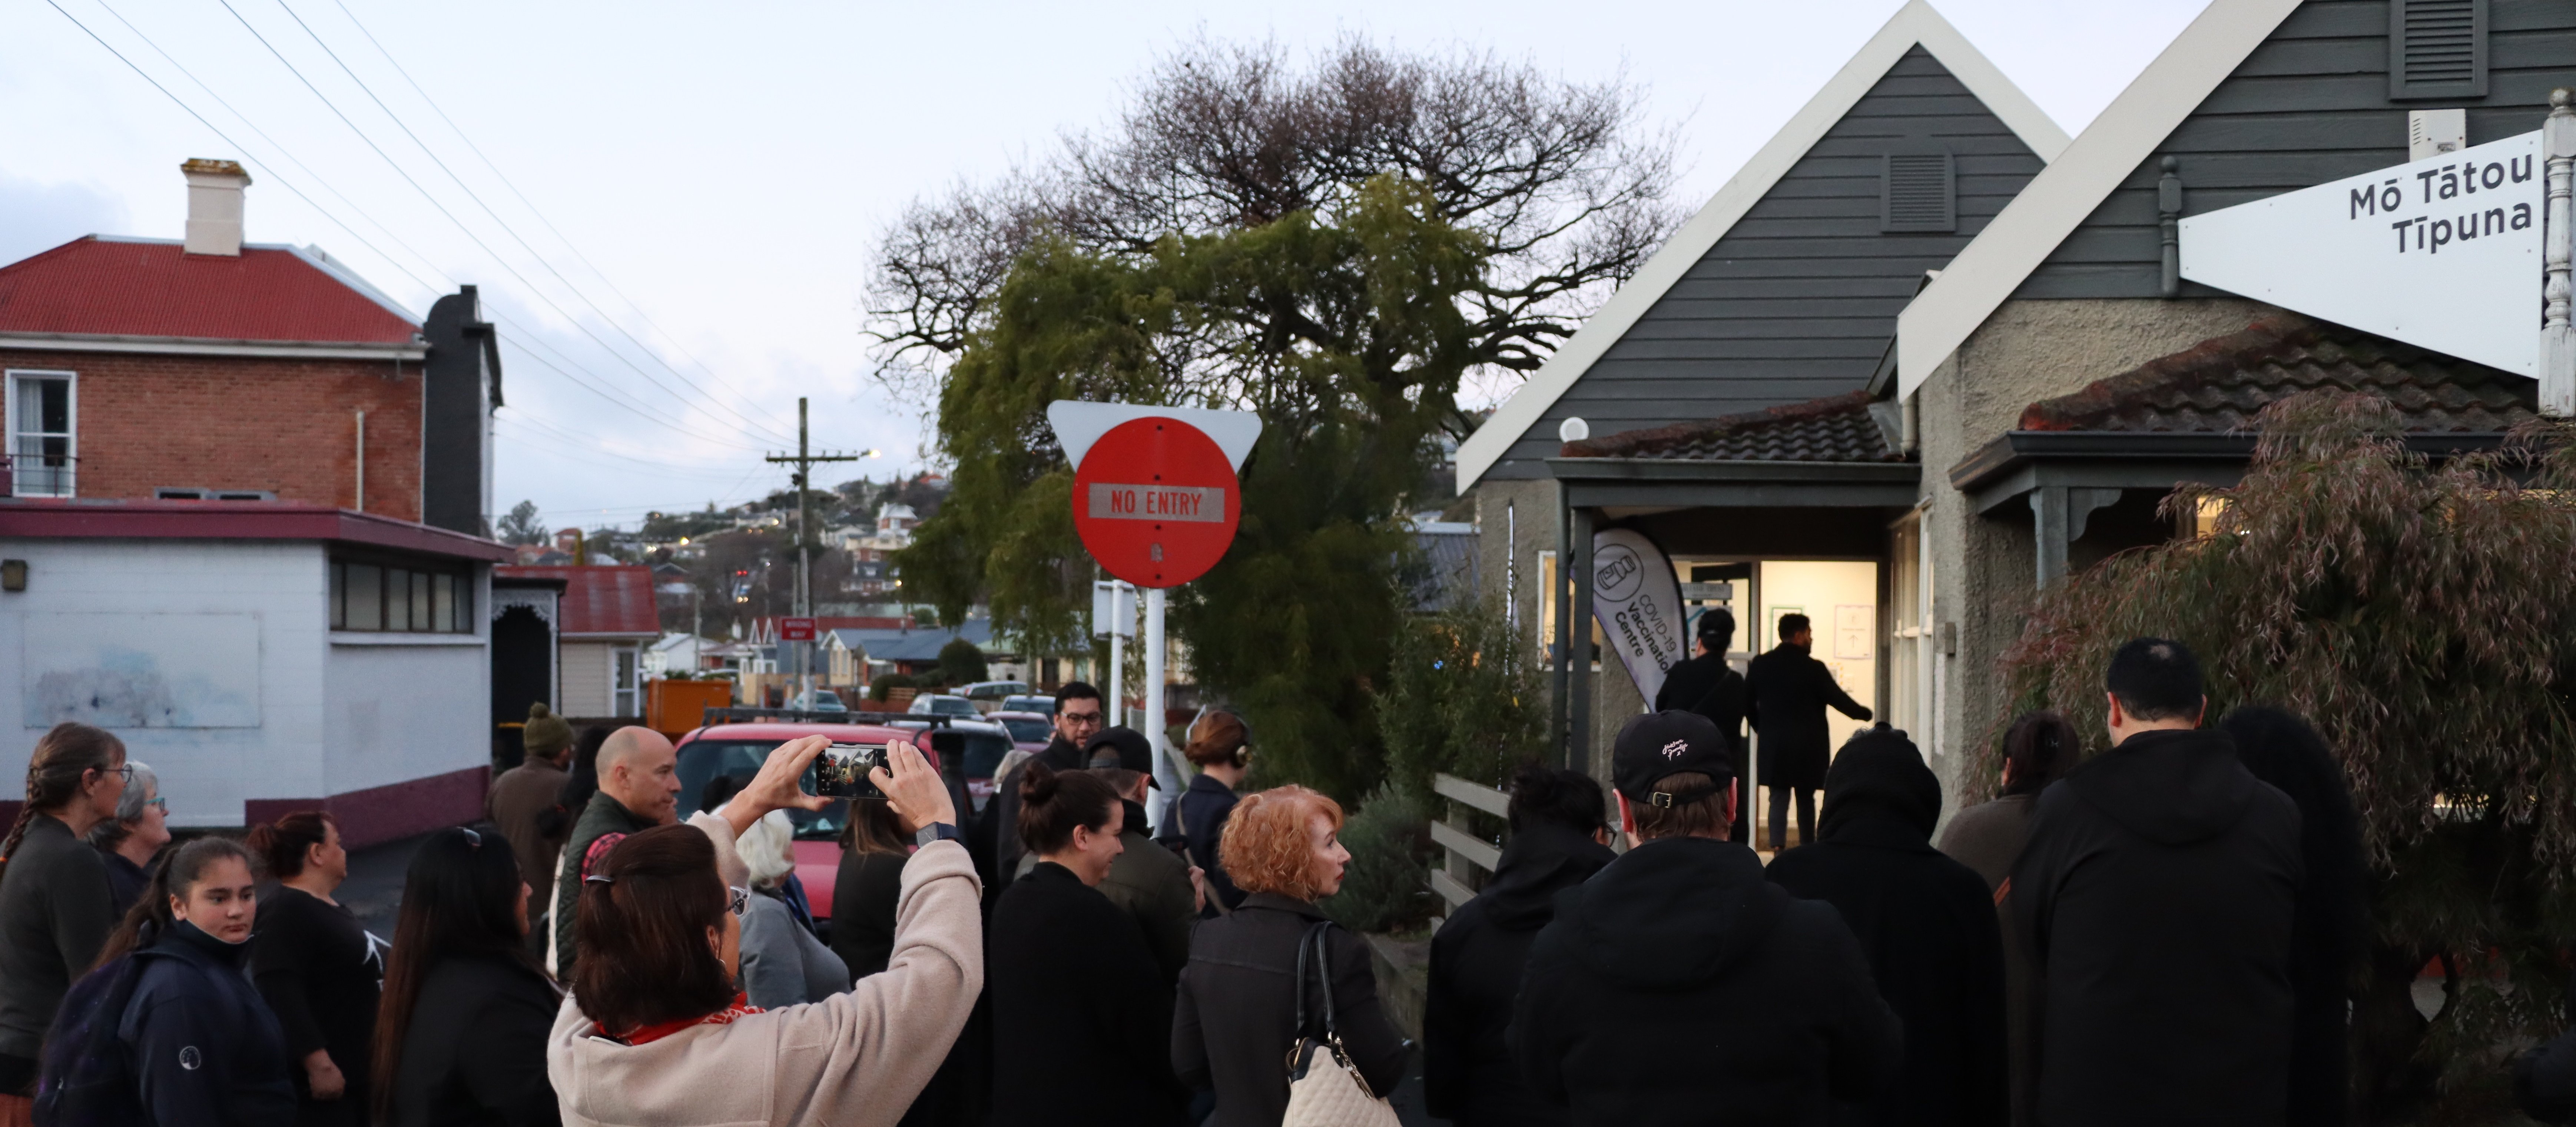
left=670, top=719, right=960, bottom=932
left=889, top=716, right=1017, bottom=813
left=989, top=710, right=1055, bottom=754
left=786, top=689, right=849, bottom=712
left=908, top=693, right=978, bottom=718
left=959, top=680, right=1030, bottom=713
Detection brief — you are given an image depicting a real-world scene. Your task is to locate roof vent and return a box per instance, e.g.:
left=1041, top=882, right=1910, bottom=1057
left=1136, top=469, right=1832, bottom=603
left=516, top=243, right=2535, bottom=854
left=180, top=158, right=251, bottom=257
left=1882, top=152, right=1955, bottom=233
left=2389, top=0, right=2487, bottom=101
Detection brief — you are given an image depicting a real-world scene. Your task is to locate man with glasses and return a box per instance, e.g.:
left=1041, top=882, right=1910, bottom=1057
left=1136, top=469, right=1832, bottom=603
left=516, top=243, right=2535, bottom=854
left=985, top=683, right=1106, bottom=888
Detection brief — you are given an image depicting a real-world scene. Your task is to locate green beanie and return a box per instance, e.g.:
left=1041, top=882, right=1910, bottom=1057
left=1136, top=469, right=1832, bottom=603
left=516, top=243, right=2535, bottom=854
left=523, top=702, right=574, bottom=760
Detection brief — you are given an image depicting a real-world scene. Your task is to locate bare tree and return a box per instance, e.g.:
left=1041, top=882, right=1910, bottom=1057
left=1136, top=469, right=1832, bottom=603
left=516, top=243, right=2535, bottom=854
left=866, top=35, right=1682, bottom=424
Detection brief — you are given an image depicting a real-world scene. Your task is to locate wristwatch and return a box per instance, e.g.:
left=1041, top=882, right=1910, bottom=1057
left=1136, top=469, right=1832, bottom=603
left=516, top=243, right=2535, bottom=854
left=915, top=822, right=961, bottom=848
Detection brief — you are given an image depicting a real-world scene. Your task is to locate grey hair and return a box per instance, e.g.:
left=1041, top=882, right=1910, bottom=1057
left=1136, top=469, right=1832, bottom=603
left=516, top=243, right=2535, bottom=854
left=85, top=760, right=158, bottom=850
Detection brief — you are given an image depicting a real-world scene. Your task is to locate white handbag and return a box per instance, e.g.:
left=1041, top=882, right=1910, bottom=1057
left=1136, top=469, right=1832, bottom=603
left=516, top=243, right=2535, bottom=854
left=1280, top=922, right=1402, bottom=1127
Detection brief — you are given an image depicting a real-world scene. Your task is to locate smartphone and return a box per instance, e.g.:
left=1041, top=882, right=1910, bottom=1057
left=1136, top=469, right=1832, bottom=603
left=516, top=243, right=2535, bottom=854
left=813, top=743, right=888, bottom=799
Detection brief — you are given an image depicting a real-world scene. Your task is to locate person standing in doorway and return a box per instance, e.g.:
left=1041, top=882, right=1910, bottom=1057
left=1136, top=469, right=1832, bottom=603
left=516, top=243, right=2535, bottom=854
left=2010, top=638, right=2302, bottom=1126
left=985, top=682, right=1104, bottom=886
left=1747, top=612, right=1873, bottom=850
left=0, top=722, right=126, bottom=1125
left=248, top=811, right=382, bottom=1127
left=551, top=726, right=683, bottom=978
left=1656, top=609, right=1751, bottom=843
left=86, top=760, right=169, bottom=916
left=490, top=703, right=575, bottom=957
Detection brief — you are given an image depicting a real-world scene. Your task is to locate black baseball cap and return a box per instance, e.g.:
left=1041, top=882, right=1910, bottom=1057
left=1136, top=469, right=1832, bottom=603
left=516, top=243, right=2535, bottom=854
left=1083, top=726, right=1160, bottom=789
left=1612, top=710, right=1734, bottom=806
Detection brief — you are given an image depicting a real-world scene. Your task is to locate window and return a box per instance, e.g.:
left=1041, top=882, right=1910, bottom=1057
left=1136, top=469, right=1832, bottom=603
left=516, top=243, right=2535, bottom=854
left=6, top=371, right=75, bottom=497
left=1882, top=151, right=1956, bottom=233
left=331, top=557, right=473, bottom=633
left=2389, top=0, right=2487, bottom=101
left=613, top=647, right=639, bottom=717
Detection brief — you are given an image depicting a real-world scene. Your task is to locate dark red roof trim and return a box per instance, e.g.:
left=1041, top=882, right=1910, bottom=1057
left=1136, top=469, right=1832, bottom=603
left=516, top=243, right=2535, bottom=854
left=0, top=499, right=512, bottom=562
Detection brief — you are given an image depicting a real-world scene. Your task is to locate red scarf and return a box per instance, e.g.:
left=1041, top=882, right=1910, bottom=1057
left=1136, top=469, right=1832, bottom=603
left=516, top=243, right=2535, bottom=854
left=610, top=992, right=764, bottom=1046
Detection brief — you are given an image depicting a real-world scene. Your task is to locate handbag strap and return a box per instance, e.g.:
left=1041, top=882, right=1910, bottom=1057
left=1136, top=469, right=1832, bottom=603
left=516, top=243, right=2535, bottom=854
left=1293, top=920, right=1339, bottom=1041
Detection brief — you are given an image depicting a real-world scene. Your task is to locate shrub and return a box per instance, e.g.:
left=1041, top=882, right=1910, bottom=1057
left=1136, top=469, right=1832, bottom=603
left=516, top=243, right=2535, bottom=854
left=936, top=639, right=988, bottom=686
left=1375, top=596, right=1550, bottom=795
left=1320, top=784, right=1438, bottom=936
left=867, top=672, right=915, bottom=703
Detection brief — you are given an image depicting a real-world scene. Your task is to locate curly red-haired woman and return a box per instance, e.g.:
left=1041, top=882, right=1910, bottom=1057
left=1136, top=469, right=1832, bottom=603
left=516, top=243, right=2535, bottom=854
left=1170, top=786, right=1406, bottom=1126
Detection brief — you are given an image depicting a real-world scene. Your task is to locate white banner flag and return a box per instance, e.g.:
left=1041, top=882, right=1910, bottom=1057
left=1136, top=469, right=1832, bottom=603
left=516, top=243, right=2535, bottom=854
left=1589, top=528, right=1688, bottom=706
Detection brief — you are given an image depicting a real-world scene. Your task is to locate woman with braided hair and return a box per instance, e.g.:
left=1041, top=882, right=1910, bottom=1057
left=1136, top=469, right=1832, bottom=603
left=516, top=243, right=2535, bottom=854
left=0, top=721, right=128, bottom=1122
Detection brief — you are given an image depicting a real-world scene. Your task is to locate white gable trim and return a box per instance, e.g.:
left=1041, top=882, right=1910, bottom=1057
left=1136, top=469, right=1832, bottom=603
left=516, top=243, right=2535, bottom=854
left=1455, top=0, right=2068, bottom=493
left=1894, top=0, right=2302, bottom=398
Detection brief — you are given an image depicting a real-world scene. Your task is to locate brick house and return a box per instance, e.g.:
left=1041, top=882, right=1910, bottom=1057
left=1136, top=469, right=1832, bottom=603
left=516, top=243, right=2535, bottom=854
left=0, top=160, right=508, bottom=846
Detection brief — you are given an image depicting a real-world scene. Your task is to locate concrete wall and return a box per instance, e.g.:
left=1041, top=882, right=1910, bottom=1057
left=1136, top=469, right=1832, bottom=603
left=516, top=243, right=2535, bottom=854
left=1913, top=296, right=2268, bottom=803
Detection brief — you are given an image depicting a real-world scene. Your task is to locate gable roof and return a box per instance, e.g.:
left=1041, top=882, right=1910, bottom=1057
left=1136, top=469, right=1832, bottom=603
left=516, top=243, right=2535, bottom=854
left=494, top=564, right=660, bottom=637
left=1455, top=0, right=2067, bottom=491
left=1896, top=0, right=2304, bottom=396
left=0, top=235, right=420, bottom=346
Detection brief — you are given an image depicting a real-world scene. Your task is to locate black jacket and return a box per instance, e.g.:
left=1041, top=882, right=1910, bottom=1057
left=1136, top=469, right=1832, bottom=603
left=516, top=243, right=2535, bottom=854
left=2219, top=706, right=2364, bottom=1127
left=119, top=920, right=298, bottom=1127
left=551, top=791, right=656, bottom=977
left=383, top=954, right=561, bottom=1127
left=1764, top=732, right=2006, bottom=1127
left=1657, top=653, right=1748, bottom=749
left=1425, top=823, right=1615, bottom=1127
left=1166, top=773, right=1244, bottom=914
left=1508, top=836, right=1902, bottom=1127
left=1745, top=643, right=1872, bottom=790
left=988, top=862, right=1184, bottom=1126
left=2010, top=727, right=2302, bottom=1127
left=249, top=885, right=382, bottom=1126
left=0, top=815, right=119, bottom=1061
left=1173, top=893, right=1406, bottom=1127
left=829, top=848, right=905, bottom=979
left=102, top=850, right=151, bottom=919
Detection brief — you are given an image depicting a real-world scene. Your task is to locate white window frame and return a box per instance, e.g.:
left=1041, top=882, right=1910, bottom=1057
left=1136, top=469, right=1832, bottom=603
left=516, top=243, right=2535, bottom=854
left=611, top=644, right=641, bottom=717
left=6, top=369, right=78, bottom=498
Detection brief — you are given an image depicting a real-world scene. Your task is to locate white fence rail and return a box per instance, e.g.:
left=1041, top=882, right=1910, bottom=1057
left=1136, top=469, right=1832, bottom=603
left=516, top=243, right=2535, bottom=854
left=1429, top=772, right=1510, bottom=910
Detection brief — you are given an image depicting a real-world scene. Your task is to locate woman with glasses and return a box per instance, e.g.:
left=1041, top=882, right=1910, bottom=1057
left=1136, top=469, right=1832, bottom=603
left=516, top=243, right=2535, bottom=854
left=547, top=736, right=982, bottom=1126
left=373, top=824, right=563, bottom=1127
left=0, top=722, right=127, bottom=1119
left=85, top=760, right=169, bottom=915
left=247, top=811, right=382, bottom=1127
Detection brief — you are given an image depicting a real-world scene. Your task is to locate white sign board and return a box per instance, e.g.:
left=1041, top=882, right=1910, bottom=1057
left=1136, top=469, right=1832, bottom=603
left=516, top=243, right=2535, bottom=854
left=1589, top=528, right=1687, bottom=706
left=2180, top=130, right=2542, bottom=376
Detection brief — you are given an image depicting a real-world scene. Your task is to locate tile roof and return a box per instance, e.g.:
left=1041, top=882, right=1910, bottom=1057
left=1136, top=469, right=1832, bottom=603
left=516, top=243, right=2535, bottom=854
left=1558, top=390, right=1905, bottom=463
left=0, top=236, right=418, bottom=344
left=2019, top=313, right=2537, bottom=434
left=494, top=565, right=660, bottom=637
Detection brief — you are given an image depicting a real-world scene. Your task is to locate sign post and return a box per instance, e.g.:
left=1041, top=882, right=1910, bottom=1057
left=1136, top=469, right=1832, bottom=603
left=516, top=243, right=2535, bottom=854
left=1048, top=401, right=1262, bottom=826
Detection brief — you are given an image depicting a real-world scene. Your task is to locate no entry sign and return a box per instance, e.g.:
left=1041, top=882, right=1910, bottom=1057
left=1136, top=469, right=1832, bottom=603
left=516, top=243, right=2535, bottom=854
left=1070, top=416, right=1241, bottom=587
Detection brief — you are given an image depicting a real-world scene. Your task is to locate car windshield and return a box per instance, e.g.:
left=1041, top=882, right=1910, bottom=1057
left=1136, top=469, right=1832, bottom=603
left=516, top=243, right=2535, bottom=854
left=940, top=729, right=1012, bottom=779
left=1000, top=717, right=1052, bottom=744
left=676, top=740, right=852, bottom=840
left=805, top=692, right=846, bottom=710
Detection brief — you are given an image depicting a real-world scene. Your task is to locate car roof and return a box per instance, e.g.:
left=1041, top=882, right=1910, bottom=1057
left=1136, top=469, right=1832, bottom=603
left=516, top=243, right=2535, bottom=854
left=891, top=716, right=1006, bottom=733
left=988, top=710, right=1050, bottom=721
left=679, top=722, right=915, bottom=743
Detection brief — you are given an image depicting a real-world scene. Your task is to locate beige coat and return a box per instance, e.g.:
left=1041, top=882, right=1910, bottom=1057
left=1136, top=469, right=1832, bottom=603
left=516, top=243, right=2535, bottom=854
left=546, top=811, right=982, bottom=1127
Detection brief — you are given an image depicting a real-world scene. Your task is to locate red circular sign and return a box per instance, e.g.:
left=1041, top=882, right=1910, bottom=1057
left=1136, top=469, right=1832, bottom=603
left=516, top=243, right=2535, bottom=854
left=1071, top=417, right=1241, bottom=588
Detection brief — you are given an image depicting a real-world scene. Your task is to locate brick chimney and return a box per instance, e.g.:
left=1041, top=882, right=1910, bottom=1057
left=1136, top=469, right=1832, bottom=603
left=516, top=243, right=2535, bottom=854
left=180, top=158, right=251, bottom=256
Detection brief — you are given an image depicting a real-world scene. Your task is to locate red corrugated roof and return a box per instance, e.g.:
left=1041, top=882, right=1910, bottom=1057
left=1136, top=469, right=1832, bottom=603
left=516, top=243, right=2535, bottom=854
left=495, top=565, right=662, bottom=637
left=0, top=236, right=418, bottom=344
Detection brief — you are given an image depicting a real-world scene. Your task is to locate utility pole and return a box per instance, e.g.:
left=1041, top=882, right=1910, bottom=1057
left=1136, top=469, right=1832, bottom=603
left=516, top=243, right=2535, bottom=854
left=766, top=398, right=861, bottom=702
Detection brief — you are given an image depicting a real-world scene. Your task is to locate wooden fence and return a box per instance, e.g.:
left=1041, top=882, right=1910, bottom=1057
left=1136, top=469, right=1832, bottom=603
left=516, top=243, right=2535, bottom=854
left=1429, top=772, right=1510, bottom=911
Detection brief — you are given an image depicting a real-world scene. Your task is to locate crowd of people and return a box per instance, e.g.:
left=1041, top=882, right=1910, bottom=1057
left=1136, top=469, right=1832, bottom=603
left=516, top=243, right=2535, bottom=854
left=0, top=637, right=2538, bottom=1126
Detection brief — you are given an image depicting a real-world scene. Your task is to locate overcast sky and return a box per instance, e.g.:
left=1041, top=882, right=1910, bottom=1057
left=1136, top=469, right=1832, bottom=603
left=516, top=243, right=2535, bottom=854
left=0, top=0, right=2209, bottom=531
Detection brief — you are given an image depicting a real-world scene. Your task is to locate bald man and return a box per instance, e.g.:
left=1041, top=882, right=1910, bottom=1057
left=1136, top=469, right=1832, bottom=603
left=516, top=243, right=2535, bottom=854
left=549, top=725, right=682, bottom=976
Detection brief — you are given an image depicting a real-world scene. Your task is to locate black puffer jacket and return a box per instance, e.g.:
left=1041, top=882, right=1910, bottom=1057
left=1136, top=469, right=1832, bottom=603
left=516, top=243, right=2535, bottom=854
left=1425, top=823, right=1615, bottom=1127
left=2010, top=727, right=2302, bottom=1127
left=1171, top=893, right=1406, bottom=1127
left=119, top=920, right=298, bottom=1127
left=1508, top=836, right=1902, bottom=1126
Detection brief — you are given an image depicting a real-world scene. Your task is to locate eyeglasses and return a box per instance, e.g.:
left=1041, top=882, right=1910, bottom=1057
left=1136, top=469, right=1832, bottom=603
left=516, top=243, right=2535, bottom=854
left=1060, top=711, right=1105, bottom=728
left=144, top=797, right=167, bottom=812
left=726, top=886, right=749, bottom=917
left=101, top=765, right=135, bottom=783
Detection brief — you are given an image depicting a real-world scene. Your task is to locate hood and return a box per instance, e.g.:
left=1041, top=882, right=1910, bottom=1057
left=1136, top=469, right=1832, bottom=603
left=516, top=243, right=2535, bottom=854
left=1816, top=726, right=1940, bottom=843
left=2062, top=727, right=2257, bottom=846
left=1479, top=823, right=1616, bottom=931
left=1563, top=836, right=1786, bottom=988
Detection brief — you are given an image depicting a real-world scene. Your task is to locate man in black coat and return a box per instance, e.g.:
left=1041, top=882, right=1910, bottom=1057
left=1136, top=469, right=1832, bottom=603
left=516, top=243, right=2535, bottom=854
left=1766, top=726, right=2005, bottom=1127
left=2010, top=637, right=2302, bottom=1127
left=1747, top=613, right=1873, bottom=850
left=1655, top=608, right=1752, bottom=844
left=1509, top=711, right=1901, bottom=1126
left=1425, top=766, right=1617, bottom=1127
left=982, top=682, right=1103, bottom=887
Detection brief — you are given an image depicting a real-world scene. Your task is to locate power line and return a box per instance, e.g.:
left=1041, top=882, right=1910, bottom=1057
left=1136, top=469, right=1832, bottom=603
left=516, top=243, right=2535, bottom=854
left=210, top=0, right=794, bottom=448
left=266, top=0, right=799, bottom=444
left=493, top=412, right=752, bottom=474
left=55, top=0, right=776, bottom=455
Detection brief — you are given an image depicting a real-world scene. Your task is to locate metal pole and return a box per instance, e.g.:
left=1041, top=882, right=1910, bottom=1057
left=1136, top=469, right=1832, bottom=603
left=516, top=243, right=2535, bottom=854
left=1144, top=585, right=1177, bottom=835
left=1108, top=590, right=1125, bottom=738
left=2544, top=88, right=2576, bottom=417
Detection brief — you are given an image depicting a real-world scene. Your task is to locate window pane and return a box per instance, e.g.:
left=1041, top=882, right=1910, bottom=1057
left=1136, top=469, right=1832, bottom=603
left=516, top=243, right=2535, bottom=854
left=433, top=572, right=457, bottom=634
left=385, top=569, right=411, bottom=633
left=346, top=564, right=382, bottom=631
left=330, top=563, right=346, bottom=630
left=410, top=571, right=431, bottom=632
